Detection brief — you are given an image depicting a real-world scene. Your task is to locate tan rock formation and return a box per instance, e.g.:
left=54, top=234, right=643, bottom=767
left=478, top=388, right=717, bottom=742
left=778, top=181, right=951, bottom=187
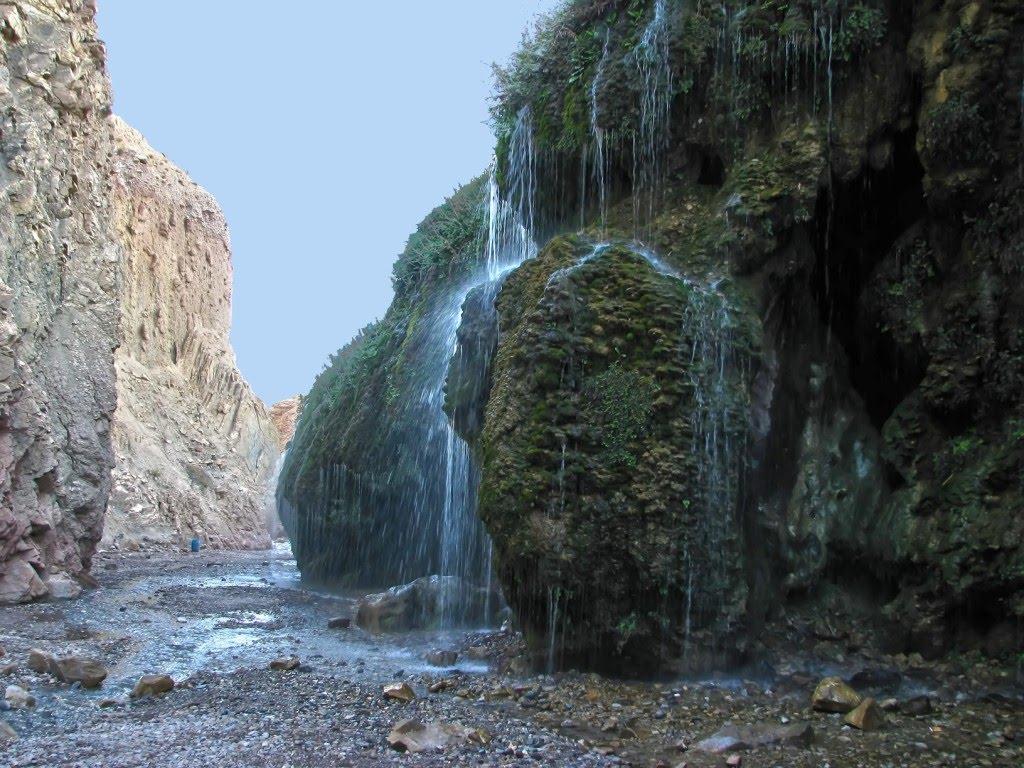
left=103, top=118, right=280, bottom=553
left=0, top=1, right=283, bottom=599
left=269, top=396, right=302, bottom=449
left=0, top=1, right=120, bottom=603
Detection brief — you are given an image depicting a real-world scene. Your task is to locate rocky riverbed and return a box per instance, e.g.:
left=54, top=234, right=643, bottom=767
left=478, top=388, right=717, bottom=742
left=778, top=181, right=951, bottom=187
left=1, top=546, right=1021, bottom=767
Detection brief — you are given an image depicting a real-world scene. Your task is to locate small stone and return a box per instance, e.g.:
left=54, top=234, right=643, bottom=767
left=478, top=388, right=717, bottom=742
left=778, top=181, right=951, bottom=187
left=428, top=679, right=449, bottom=694
left=0, top=664, right=15, bottom=676
left=53, top=656, right=108, bottom=688
left=879, top=697, right=899, bottom=711
left=465, top=645, right=488, bottom=661
left=844, top=697, right=886, bottom=731
left=726, top=756, right=742, bottom=767
left=900, top=695, right=933, bottom=716
left=0, top=719, right=16, bottom=743
left=4, top=685, right=35, bottom=709
left=812, top=677, right=862, bottom=713
left=387, top=719, right=471, bottom=753
left=45, top=574, right=82, bottom=600
left=98, top=698, right=120, bottom=708
left=425, top=649, right=458, bottom=667
left=693, top=722, right=814, bottom=754
left=327, top=616, right=351, bottom=629
left=268, top=656, right=300, bottom=671
left=383, top=682, right=416, bottom=703
left=131, top=674, right=175, bottom=698
left=27, top=648, right=56, bottom=674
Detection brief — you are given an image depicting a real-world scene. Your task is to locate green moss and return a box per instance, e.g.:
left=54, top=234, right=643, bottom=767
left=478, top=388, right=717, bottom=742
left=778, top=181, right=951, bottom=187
left=922, top=97, right=996, bottom=168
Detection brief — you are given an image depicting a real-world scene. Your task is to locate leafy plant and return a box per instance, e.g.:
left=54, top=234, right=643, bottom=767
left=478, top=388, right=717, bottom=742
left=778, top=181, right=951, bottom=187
left=583, top=362, right=660, bottom=466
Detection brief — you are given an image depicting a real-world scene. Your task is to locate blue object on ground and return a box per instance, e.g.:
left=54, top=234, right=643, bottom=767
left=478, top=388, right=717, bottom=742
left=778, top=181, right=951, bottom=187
left=190, top=538, right=201, bottom=553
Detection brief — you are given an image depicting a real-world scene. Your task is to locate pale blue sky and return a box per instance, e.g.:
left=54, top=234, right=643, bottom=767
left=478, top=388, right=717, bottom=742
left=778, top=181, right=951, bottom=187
left=98, top=0, right=557, bottom=405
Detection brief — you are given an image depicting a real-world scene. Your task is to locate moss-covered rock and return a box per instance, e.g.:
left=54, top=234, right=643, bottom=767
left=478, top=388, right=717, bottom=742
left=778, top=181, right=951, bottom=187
left=278, top=176, right=490, bottom=587
left=471, top=236, right=758, bottom=672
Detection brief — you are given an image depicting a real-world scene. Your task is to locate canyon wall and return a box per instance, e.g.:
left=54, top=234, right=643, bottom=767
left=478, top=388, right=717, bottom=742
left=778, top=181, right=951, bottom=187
left=269, top=396, right=302, bottom=450
left=103, top=118, right=279, bottom=552
left=0, top=0, right=119, bottom=603
left=0, top=0, right=279, bottom=601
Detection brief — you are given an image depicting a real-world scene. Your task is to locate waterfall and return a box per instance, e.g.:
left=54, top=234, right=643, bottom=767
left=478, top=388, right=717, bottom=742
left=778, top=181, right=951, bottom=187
left=587, top=29, right=612, bottom=233
left=632, top=0, right=673, bottom=230
left=264, top=450, right=289, bottom=540
left=435, top=108, right=539, bottom=625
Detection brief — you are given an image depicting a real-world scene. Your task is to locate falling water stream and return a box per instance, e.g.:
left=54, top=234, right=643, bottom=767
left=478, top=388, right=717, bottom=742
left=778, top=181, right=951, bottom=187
left=632, top=0, right=673, bottom=230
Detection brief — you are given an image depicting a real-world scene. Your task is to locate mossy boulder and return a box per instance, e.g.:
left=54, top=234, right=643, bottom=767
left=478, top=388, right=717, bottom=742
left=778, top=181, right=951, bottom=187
left=470, top=236, right=758, bottom=673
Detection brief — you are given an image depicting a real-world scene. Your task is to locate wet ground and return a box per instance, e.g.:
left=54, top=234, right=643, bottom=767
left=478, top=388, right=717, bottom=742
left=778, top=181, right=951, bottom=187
left=1, top=545, right=1022, bottom=767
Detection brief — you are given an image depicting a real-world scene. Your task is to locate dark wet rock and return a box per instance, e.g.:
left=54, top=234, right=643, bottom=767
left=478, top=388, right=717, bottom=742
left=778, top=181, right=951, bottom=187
left=844, top=698, right=886, bottom=731
left=901, top=695, right=934, bottom=716
left=812, top=677, right=862, bottom=713
left=693, top=721, right=814, bottom=753
left=131, top=674, right=175, bottom=698
left=269, top=657, right=300, bottom=672
left=356, top=575, right=500, bottom=633
left=848, top=668, right=903, bottom=692
left=327, top=616, right=351, bottom=629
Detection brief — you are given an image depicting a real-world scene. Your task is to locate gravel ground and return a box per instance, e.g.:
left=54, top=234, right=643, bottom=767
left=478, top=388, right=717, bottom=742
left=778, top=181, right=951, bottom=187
left=1, top=548, right=1021, bottom=767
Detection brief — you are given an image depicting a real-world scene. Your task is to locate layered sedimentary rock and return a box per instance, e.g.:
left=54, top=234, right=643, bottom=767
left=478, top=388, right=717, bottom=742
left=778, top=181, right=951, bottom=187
left=103, top=118, right=279, bottom=552
left=0, top=0, right=119, bottom=603
left=0, top=1, right=280, bottom=601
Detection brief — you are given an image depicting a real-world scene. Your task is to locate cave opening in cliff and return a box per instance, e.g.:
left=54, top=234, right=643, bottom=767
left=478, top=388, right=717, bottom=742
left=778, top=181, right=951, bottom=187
left=811, top=126, right=928, bottom=429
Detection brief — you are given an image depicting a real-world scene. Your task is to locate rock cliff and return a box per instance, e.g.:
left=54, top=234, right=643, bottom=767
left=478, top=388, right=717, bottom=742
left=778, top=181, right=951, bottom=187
left=0, top=0, right=279, bottom=601
left=288, top=0, right=1024, bottom=673
left=103, top=118, right=279, bottom=553
left=0, top=0, right=119, bottom=603
left=269, top=396, right=302, bottom=450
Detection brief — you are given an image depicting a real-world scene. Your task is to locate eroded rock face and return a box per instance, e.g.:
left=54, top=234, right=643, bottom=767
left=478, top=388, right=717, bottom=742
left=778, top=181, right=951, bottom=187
left=102, top=118, right=279, bottom=553
left=269, top=397, right=302, bottom=450
left=0, top=0, right=120, bottom=603
left=0, top=2, right=279, bottom=601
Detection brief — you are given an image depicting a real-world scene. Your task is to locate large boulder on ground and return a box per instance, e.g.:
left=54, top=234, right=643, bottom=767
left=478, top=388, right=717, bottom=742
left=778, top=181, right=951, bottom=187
left=356, top=575, right=501, bottom=633
left=468, top=237, right=757, bottom=673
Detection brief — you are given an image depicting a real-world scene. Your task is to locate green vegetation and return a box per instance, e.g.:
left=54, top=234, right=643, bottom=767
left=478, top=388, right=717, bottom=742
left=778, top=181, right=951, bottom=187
left=583, top=362, right=660, bottom=467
